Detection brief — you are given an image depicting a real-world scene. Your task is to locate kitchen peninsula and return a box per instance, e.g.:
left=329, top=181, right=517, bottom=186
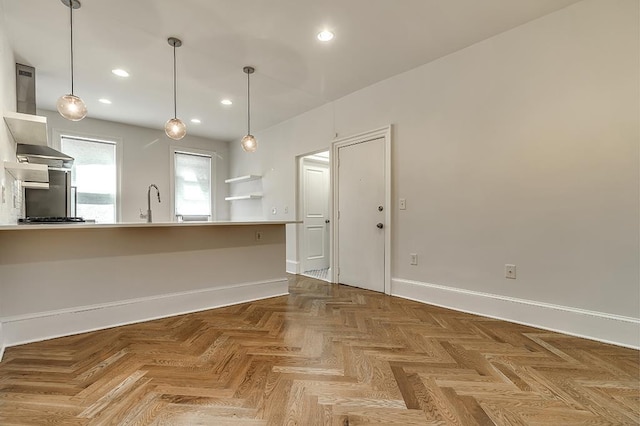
left=0, top=221, right=294, bottom=357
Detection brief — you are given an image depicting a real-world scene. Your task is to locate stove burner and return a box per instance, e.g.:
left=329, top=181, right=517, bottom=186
left=19, top=217, right=85, bottom=224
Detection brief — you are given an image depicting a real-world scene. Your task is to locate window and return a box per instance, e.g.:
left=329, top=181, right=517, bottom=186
left=61, top=136, right=118, bottom=223
left=172, top=149, right=214, bottom=220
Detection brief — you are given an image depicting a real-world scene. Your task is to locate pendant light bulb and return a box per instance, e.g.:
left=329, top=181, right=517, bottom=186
left=57, top=94, right=87, bottom=121
left=241, top=134, right=257, bottom=152
left=59, top=0, right=86, bottom=121
left=242, top=66, right=257, bottom=152
left=165, top=118, right=187, bottom=140
left=165, top=37, right=186, bottom=140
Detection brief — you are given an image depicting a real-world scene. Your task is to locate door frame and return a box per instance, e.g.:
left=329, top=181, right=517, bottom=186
left=331, top=125, right=392, bottom=294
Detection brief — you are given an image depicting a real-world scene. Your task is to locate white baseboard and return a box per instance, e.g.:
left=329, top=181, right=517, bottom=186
left=1, top=278, right=289, bottom=351
left=392, top=278, right=640, bottom=350
left=286, top=259, right=300, bottom=274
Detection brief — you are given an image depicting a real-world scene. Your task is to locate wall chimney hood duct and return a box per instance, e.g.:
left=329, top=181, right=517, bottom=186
left=16, top=63, right=36, bottom=115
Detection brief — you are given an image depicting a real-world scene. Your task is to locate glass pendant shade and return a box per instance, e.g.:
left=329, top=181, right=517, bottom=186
left=241, top=134, right=257, bottom=152
left=57, top=94, right=87, bottom=121
left=165, top=118, right=187, bottom=140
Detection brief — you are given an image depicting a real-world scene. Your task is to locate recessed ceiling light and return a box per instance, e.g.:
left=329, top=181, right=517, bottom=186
left=111, top=69, right=129, bottom=77
left=221, top=99, right=233, bottom=106
left=98, top=98, right=112, bottom=104
left=191, top=118, right=201, bottom=124
left=317, top=30, right=334, bottom=42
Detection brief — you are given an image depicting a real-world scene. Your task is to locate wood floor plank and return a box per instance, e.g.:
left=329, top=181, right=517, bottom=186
left=0, top=275, right=638, bottom=425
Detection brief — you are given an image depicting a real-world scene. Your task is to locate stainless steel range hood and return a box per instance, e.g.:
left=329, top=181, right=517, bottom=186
left=14, top=63, right=74, bottom=169
left=16, top=144, right=74, bottom=169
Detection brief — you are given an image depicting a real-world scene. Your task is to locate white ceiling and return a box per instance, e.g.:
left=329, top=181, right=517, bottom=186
left=1, top=0, right=581, bottom=142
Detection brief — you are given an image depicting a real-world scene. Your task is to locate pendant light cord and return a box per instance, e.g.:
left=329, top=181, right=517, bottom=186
left=247, top=70, right=251, bottom=135
left=173, top=43, right=177, bottom=119
left=69, top=2, right=74, bottom=95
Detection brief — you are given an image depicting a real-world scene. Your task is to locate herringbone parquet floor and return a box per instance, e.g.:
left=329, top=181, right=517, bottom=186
left=0, top=276, right=638, bottom=425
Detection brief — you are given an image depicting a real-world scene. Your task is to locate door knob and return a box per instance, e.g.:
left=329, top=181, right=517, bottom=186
left=376, top=223, right=384, bottom=229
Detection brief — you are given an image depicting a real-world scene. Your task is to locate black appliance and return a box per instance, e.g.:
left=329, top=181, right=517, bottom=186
left=24, top=169, right=75, bottom=218
left=18, top=217, right=85, bottom=224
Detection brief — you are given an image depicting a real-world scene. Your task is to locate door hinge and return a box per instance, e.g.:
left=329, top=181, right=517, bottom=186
left=337, top=211, right=340, bottom=219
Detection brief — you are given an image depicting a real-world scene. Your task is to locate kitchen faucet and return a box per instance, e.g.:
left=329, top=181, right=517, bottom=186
left=141, top=184, right=161, bottom=223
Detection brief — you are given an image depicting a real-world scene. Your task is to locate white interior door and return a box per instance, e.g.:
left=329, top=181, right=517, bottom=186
left=337, top=137, right=385, bottom=292
left=302, top=160, right=330, bottom=272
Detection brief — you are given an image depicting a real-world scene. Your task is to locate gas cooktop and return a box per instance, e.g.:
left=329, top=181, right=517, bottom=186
left=18, top=217, right=85, bottom=224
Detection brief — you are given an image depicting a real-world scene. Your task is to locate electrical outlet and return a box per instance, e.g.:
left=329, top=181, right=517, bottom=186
left=505, top=264, right=516, bottom=279
left=271, top=207, right=277, bottom=215
left=284, top=206, right=288, bottom=214
left=410, top=253, right=418, bottom=265
left=399, top=198, right=406, bottom=210
left=255, top=231, right=263, bottom=241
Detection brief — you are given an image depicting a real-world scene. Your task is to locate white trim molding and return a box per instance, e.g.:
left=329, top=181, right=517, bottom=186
left=392, top=278, right=640, bottom=350
left=0, top=279, right=288, bottom=352
left=286, top=259, right=300, bottom=274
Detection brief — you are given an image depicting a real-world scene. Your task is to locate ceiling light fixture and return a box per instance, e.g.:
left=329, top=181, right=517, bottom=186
left=190, top=118, right=201, bottom=124
left=241, top=66, right=257, bottom=153
left=57, top=0, right=87, bottom=121
left=317, top=30, right=334, bottom=42
left=98, top=98, right=112, bottom=104
left=164, top=37, right=186, bottom=140
left=111, top=69, right=129, bottom=77
left=221, top=99, right=232, bottom=106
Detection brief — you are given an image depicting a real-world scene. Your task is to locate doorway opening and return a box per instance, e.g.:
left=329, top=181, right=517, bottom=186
left=297, top=150, right=331, bottom=282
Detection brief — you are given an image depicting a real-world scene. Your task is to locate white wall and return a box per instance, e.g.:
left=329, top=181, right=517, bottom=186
left=230, top=103, right=335, bottom=265
left=0, top=2, right=20, bottom=225
left=40, top=110, right=230, bottom=223
left=229, top=0, right=640, bottom=342
left=0, top=0, right=17, bottom=358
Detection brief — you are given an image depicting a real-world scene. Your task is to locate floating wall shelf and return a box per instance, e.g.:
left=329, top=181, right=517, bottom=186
left=225, top=175, right=262, bottom=201
left=22, top=182, right=50, bottom=189
left=4, top=161, right=49, bottom=189
left=224, top=175, right=261, bottom=184
left=225, top=194, right=263, bottom=201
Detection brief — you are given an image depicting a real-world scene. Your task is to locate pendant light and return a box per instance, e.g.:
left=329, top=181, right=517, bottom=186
left=57, top=0, right=87, bottom=121
left=164, top=37, right=186, bottom=140
left=241, top=66, right=257, bottom=152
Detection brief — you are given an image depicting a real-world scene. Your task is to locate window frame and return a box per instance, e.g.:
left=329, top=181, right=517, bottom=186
left=53, top=128, right=122, bottom=223
left=169, top=146, right=217, bottom=222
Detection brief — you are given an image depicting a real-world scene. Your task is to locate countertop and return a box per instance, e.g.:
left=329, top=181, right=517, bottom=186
left=0, top=220, right=300, bottom=231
